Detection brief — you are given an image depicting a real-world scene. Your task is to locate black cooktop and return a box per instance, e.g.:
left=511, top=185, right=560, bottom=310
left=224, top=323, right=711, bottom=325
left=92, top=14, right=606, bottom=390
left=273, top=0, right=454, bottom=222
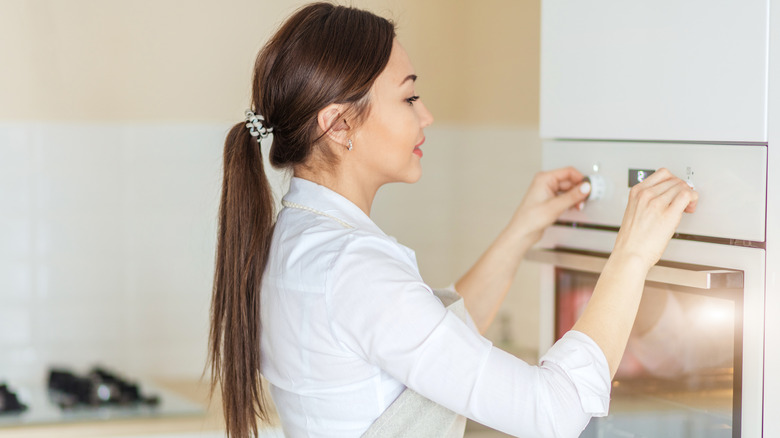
left=47, top=366, right=160, bottom=409
left=0, top=365, right=204, bottom=427
left=0, top=383, right=27, bottom=414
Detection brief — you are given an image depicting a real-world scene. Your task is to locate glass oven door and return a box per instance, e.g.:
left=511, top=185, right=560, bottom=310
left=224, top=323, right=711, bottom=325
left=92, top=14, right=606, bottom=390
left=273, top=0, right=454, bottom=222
left=529, top=248, right=744, bottom=438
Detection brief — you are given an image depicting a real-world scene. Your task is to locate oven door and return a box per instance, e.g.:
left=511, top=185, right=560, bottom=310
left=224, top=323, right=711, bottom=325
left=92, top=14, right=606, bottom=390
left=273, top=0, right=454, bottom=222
left=528, top=233, right=765, bottom=438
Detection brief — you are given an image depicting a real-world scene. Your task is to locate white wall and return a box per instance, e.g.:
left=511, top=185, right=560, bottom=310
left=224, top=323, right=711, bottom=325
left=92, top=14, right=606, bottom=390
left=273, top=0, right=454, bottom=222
left=0, top=123, right=541, bottom=382
left=0, top=123, right=225, bottom=381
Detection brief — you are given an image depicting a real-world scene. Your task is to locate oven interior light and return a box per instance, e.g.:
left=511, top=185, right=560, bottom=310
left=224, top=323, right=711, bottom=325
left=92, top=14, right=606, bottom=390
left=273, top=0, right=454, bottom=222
left=692, top=301, right=733, bottom=325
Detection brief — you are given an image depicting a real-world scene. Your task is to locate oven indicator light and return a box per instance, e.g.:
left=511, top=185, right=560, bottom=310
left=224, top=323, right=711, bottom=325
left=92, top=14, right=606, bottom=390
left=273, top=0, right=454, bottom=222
left=628, top=168, right=656, bottom=187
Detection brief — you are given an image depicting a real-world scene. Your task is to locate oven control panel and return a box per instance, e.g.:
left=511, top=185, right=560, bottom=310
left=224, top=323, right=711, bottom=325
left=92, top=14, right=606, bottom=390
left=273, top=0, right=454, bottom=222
left=543, top=140, right=767, bottom=242
left=582, top=173, right=609, bottom=200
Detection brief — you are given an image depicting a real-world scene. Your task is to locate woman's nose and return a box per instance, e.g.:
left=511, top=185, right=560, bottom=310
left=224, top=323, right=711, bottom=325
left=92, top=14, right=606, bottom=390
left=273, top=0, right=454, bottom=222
left=418, top=100, right=434, bottom=128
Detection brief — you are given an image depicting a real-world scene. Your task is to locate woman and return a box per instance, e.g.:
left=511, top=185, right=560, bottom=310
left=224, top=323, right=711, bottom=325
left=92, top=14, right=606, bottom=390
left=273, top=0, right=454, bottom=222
left=207, top=3, right=698, bottom=438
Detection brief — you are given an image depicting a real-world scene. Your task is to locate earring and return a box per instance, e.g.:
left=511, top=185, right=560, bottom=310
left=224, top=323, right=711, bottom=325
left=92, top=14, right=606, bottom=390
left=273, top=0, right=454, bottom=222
left=347, top=139, right=353, bottom=151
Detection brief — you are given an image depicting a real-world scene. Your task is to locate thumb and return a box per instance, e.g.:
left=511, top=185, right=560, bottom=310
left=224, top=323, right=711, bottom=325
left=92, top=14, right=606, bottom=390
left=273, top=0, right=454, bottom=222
left=547, top=181, right=590, bottom=215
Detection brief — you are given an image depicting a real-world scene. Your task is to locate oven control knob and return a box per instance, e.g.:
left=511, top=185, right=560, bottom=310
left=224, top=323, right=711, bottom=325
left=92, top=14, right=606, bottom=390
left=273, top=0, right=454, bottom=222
left=583, top=174, right=607, bottom=201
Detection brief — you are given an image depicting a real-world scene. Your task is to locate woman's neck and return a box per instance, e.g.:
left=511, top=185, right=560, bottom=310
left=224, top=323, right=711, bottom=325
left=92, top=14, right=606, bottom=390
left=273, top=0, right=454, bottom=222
left=293, top=167, right=379, bottom=216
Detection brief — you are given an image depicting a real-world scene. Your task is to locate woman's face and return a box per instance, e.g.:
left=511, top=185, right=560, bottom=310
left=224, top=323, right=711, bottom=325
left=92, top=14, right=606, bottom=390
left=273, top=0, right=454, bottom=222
left=351, top=40, right=434, bottom=186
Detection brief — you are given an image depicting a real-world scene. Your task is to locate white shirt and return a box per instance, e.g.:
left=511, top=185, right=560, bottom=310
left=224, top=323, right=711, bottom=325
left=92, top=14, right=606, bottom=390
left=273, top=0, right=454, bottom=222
left=260, top=177, right=611, bottom=438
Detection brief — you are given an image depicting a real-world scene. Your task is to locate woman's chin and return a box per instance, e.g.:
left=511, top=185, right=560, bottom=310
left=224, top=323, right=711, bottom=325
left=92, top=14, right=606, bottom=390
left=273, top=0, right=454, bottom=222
left=404, top=166, right=423, bottom=184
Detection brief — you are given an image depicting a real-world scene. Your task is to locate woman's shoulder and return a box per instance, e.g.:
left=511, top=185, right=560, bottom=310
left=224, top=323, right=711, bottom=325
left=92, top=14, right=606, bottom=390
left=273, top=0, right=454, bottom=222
left=336, top=230, right=414, bottom=264
left=276, top=207, right=410, bottom=256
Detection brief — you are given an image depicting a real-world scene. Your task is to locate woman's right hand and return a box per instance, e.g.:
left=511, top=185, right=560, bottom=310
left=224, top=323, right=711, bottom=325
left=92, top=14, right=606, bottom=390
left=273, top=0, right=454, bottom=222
left=572, top=168, right=698, bottom=378
left=611, top=168, right=698, bottom=270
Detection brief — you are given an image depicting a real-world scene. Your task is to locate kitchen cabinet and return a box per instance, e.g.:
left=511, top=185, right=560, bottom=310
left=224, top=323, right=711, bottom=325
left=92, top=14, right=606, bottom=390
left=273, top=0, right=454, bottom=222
left=540, top=0, right=768, bottom=142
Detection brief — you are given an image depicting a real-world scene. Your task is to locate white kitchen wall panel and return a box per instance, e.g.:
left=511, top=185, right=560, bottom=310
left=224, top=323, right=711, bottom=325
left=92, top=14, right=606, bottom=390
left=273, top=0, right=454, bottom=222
left=0, top=307, right=32, bottom=345
left=0, top=131, right=33, bottom=309
left=0, top=122, right=227, bottom=382
left=540, top=0, right=769, bottom=142
left=0, top=122, right=546, bottom=383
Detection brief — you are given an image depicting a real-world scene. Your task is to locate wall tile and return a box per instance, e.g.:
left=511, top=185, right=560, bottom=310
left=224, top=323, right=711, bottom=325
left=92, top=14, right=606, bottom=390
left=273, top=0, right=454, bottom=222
left=0, top=124, right=31, bottom=167
left=0, top=217, right=31, bottom=258
left=31, top=124, right=123, bottom=214
left=34, top=213, right=123, bottom=257
left=0, top=306, right=32, bottom=345
left=130, top=340, right=208, bottom=378
left=0, top=259, right=33, bottom=304
left=0, top=122, right=544, bottom=382
left=34, top=254, right=124, bottom=304
left=0, top=346, right=40, bottom=383
left=0, top=127, right=33, bottom=213
left=35, top=303, right=123, bottom=344
left=0, top=122, right=226, bottom=381
left=128, top=284, right=210, bottom=343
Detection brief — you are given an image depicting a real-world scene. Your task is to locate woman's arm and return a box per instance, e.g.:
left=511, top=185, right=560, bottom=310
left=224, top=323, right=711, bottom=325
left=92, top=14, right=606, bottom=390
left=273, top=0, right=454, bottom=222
left=328, top=235, right=612, bottom=437
left=572, top=168, right=697, bottom=377
left=456, top=167, right=590, bottom=333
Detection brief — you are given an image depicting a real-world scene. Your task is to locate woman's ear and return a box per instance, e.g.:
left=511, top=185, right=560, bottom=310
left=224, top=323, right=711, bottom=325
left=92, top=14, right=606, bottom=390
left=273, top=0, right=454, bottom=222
left=317, top=103, right=351, bottom=147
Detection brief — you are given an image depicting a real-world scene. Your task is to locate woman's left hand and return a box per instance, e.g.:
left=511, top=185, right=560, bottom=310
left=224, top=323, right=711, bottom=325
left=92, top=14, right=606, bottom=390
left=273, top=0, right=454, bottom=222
left=509, top=166, right=590, bottom=245
left=456, top=166, right=589, bottom=332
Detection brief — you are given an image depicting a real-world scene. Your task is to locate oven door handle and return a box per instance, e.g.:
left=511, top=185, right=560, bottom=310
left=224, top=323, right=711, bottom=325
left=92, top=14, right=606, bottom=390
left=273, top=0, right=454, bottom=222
left=525, top=248, right=744, bottom=289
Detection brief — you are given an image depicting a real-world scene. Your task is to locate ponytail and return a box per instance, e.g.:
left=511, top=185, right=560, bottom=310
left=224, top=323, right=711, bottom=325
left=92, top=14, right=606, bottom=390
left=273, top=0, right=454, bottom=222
left=208, top=122, right=274, bottom=438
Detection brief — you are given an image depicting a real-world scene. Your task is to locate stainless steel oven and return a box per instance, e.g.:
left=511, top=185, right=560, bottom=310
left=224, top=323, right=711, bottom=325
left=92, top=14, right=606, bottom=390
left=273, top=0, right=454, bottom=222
left=527, top=140, right=767, bottom=437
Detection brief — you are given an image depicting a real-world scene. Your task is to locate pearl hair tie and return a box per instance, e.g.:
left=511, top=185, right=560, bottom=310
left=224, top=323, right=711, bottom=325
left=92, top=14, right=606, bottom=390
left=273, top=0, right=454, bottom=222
left=245, top=109, right=273, bottom=142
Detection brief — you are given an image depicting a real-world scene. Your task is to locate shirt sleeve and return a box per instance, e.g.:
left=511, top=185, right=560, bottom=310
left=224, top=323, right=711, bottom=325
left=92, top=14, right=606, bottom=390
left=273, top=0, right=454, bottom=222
left=325, top=235, right=611, bottom=438
left=435, top=283, right=481, bottom=333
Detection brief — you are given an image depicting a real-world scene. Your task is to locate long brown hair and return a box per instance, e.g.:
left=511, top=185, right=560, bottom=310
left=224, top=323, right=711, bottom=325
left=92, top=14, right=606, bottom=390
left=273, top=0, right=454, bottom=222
left=207, top=3, right=395, bottom=437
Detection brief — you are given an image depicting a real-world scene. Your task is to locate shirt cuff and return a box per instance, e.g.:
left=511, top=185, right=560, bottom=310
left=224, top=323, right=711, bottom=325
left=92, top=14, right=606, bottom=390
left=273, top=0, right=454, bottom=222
left=540, top=330, right=611, bottom=416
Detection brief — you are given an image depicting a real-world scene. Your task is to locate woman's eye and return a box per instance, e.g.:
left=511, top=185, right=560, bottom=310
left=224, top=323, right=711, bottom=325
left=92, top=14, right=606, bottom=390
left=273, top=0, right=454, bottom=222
left=405, top=95, right=420, bottom=105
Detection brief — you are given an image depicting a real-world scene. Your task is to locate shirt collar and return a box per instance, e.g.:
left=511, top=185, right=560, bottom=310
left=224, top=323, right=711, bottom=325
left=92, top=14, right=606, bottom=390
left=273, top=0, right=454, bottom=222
left=282, top=177, right=386, bottom=236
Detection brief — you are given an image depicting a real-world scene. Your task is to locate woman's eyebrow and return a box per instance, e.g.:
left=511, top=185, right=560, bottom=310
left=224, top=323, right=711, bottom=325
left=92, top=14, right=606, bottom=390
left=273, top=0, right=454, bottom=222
left=400, top=74, right=417, bottom=86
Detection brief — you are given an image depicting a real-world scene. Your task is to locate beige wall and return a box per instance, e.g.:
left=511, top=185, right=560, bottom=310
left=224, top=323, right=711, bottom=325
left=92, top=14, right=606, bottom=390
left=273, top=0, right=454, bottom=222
left=0, top=0, right=540, bottom=126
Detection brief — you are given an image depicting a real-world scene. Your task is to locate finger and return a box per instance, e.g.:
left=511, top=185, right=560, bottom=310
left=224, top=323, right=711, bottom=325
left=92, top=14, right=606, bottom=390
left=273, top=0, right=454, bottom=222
left=651, top=180, right=691, bottom=210
left=558, top=179, right=575, bottom=192
left=627, top=178, right=677, bottom=214
left=625, top=176, right=675, bottom=222
left=544, top=166, right=585, bottom=192
left=670, top=186, right=698, bottom=214
left=661, top=190, right=696, bottom=234
left=548, top=182, right=590, bottom=215
left=636, top=167, right=675, bottom=187
left=639, top=178, right=684, bottom=205
left=684, top=192, right=698, bottom=213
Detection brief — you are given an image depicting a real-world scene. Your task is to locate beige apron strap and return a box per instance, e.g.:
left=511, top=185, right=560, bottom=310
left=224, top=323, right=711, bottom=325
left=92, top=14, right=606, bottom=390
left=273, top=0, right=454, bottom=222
left=361, top=288, right=469, bottom=438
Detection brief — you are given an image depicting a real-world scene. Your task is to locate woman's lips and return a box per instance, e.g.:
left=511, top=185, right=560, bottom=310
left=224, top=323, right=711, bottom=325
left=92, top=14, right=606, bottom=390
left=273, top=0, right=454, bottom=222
left=413, top=137, right=425, bottom=157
